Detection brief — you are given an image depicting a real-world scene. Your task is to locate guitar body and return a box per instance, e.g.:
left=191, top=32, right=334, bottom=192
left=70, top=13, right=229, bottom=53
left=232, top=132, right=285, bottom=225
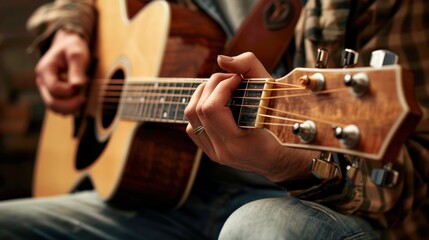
left=34, top=0, right=225, bottom=209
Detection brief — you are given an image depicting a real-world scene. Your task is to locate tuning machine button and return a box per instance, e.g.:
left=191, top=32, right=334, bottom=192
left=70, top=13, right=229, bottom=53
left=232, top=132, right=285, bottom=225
left=344, top=73, right=369, bottom=96
left=299, top=73, right=325, bottom=91
left=293, top=120, right=316, bottom=143
left=370, top=49, right=398, bottom=68
left=333, top=125, right=359, bottom=149
left=371, top=163, right=399, bottom=188
left=315, top=48, right=329, bottom=68
left=340, top=49, right=359, bottom=68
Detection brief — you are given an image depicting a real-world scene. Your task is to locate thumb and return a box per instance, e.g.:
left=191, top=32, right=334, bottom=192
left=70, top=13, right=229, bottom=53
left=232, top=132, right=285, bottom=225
left=217, top=52, right=271, bottom=78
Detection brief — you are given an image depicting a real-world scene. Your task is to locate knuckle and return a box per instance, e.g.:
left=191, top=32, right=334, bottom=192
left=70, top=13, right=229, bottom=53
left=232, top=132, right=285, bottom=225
left=200, top=101, right=216, bottom=116
left=35, top=60, right=49, bottom=75
left=210, top=73, right=225, bottom=81
left=195, top=102, right=204, bottom=117
left=184, top=105, right=196, bottom=119
left=209, top=73, right=231, bottom=84
left=185, top=124, right=194, bottom=136
left=67, top=49, right=85, bottom=61
left=243, top=51, right=256, bottom=59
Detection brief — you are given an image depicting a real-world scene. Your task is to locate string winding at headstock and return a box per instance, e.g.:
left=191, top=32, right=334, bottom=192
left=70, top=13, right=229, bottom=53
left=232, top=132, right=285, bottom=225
left=230, top=50, right=422, bottom=161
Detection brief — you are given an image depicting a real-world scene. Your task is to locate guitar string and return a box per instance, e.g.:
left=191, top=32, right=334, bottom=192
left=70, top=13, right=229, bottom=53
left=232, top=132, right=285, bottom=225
left=87, top=79, right=306, bottom=92
left=86, top=79, right=349, bottom=127
left=93, top=87, right=349, bottom=102
left=87, top=79, right=332, bottom=99
left=91, top=93, right=348, bottom=127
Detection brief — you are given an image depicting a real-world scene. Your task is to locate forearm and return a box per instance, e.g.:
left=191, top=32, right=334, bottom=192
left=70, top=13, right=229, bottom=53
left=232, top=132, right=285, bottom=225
left=263, top=146, right=319, bottom=183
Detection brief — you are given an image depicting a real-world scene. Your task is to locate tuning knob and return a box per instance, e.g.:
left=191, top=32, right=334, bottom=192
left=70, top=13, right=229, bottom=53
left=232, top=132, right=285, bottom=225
left=293, top=120, right=317, bottom=143
left=371, top=163, right=399, bottom=188
left=343, top=72, right=369, bottom=96
left=299, top=73, right=325, bottom=91
left=333, top=125, right=359, bottom=149
left=369, top=49, right=398, bottom=67
left=315, top=48, right=329, bottom=68
left=340, top=49, right=359, bottom=68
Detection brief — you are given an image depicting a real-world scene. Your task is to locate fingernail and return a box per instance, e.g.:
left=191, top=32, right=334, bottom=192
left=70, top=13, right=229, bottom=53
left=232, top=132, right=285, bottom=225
left=218, top=55, right=234, bottom=62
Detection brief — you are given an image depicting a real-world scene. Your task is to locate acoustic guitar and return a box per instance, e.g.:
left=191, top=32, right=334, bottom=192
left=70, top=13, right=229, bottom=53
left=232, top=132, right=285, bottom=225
left=33, top=0, right=422, bottom=209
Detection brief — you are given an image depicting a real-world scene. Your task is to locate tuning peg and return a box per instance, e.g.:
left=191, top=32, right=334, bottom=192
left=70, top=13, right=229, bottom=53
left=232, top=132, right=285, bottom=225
left=315, top=48, right=329, bottom=68
left=343, top=72, right=369, bottom=96
left=369, top=49, right=398, bottom=68
left=340, top=49, right=359, bottom=68
left=333, top=125, right=360, bottom=149
left=371, top=163, right=399, bottom=188
left=292, top=120, right=316, bottom=143
left=299, top=73, right=325, bottom=91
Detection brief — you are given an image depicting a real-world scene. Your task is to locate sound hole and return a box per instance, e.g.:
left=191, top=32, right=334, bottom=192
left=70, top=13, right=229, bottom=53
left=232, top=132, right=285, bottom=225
left=102, top=69, right=125, bottom=128
left=76, top=118, right=107, bottom=170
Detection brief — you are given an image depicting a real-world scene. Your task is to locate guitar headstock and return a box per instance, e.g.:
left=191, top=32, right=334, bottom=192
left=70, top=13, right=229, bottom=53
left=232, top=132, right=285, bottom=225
left=258, top=64, right=421, bottom=160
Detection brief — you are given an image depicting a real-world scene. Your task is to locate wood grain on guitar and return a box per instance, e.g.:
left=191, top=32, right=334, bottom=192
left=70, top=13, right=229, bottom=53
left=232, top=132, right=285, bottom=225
left=33, top=0, right=422, bottom=209
left=34, top=0, right=224, bottom=209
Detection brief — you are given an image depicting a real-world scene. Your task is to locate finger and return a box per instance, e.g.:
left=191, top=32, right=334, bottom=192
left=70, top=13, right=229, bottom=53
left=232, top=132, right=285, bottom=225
left=66, top=44, right=89, bottom=88
left=39, top=68, right=82, bottom=99
left=194, top=74, right=236, bottom=148
left=196, top=73, right=234, bottom=116
left=36, top=52, right=81, bottom=99
left=184, top=82, right=217, bottom=158
left=199, top=74, right=247, bottom=141
left=38, top=77, right=85, bottom=114
left=185, top=82, right=206, bottom=127
left=217, top=52, right=271, bottom=78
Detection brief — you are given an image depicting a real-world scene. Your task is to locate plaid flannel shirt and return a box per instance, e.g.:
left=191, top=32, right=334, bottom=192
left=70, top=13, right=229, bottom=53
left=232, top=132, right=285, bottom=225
left=27, top=0, right=429, bottom=238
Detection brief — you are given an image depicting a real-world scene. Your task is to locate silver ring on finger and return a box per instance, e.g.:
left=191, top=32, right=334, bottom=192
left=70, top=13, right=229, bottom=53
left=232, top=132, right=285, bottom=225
left=193, top=125, right=205, bottom=136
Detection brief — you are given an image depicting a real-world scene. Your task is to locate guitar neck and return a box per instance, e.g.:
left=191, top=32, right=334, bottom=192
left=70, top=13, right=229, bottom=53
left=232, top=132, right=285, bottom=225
left=120, top=78, right=206, bottom=123
left=98, top=77, right=269, bottom=126
left=93, top=64, right=421, bottom=161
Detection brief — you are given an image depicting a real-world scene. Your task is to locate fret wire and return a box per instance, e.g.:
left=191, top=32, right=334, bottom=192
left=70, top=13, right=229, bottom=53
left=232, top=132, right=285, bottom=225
left=158, top=82, right=164, bottom=120
left=137, top=88, right=144, bottom=121
left=173, top=81, right=182, bottom=121
left=142, top=82, right=151, bottom=120
left=163, top=81, right=171, bottom=120
left=238, top=81, right=248, bottom=125
left=169, top=81, right=176, bottom=120
left=120, top=84, right=127, bottom=118
left=151, top=82, right=160, bottom=120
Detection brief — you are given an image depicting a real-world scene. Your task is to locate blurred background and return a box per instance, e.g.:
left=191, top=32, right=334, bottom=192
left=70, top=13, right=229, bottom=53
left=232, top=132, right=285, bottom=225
left=0, top=0, right=49, bottom=200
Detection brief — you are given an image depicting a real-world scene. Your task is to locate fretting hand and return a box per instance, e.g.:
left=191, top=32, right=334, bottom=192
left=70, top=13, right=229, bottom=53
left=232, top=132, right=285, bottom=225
left=185, top=52, right=317, bottom=182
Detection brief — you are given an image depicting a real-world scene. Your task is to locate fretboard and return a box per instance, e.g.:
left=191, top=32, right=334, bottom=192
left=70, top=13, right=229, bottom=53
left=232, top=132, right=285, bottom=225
left=120, top=78, right=266, bottom=126
left=121, top=78, right=205, bottom=123
left=229, top=79, right=266, bottom=127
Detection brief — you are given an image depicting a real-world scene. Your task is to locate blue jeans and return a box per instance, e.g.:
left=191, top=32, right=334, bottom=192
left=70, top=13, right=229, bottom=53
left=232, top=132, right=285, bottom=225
left=0, top=178, right=287, bottom=239
left=219, top=197, right=380, bottom=240
left=0, top=179, right=379, bottom=240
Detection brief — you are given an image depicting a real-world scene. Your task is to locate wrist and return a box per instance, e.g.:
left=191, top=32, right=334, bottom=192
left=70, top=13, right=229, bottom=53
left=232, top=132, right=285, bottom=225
left=266, top=147, right=318, bottom=183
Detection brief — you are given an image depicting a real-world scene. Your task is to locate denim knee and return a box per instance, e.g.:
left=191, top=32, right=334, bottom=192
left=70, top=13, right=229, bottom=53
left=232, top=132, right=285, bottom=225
left=219, top=197, right=378, bottom=240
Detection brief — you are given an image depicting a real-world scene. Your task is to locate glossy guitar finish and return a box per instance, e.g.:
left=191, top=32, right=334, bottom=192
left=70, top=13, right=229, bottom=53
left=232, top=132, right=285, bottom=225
left=34, top=0, right=225, bottom=209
